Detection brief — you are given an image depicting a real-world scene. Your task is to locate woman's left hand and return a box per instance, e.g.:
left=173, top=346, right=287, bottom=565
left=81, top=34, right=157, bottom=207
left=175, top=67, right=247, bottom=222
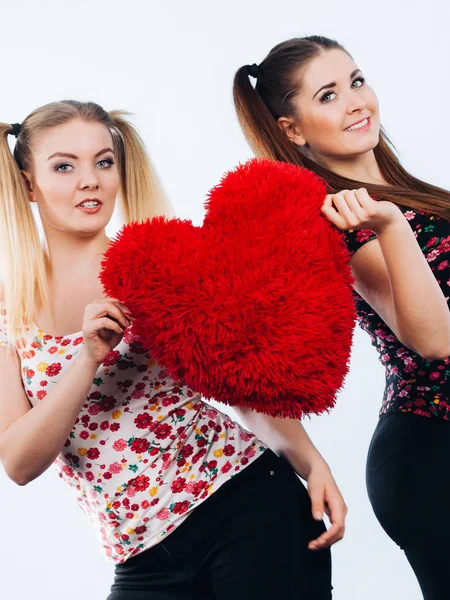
left=306, top=461, right=347, bottom=550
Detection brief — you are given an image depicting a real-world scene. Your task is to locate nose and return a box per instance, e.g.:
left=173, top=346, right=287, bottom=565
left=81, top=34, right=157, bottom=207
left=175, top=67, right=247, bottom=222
left=79, top=167, right=100, bottom=191
left=347, top=94, right=367, bottom=114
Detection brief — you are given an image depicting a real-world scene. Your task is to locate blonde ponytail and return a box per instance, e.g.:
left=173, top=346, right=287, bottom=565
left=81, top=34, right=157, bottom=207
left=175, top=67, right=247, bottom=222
left=109, top=110, right=173, bottom=222
left=0, top=123, right=48, bottom=346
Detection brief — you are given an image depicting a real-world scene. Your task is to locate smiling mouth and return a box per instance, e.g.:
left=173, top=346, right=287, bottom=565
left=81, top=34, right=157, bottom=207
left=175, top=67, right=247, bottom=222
left=78, top=200, right=102, bottom=208
left=344, top=117, right=370, bottom=132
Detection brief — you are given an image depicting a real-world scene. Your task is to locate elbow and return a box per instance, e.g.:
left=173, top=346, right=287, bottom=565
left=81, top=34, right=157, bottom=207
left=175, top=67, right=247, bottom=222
left=2, top=460, right=32, bottom=486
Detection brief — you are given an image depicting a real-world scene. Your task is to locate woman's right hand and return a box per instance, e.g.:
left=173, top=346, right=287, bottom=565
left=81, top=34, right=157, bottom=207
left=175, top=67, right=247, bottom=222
left=82, top=299, right=133, bottom=366
left=321, top=188, right=403, bottom=234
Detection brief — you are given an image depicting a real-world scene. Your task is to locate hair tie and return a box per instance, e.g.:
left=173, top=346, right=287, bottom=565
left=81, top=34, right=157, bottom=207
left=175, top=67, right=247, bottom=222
left=9, top=123, right=21, bottom=138
left=249, top=63, right=259, bottom=79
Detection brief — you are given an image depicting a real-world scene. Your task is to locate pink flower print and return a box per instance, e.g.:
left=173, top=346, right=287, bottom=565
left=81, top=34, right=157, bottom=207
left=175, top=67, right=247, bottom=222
left=240, top=430, right=251, bottom=442
left=426, top=249, right=440, bottom=262
left=157, top=508, right=170, bottom=521
left=438, top=260, right=449, bottom=271
left=109, top=462, right=122, bottom=475
left=404, top=211, right=416, bottom=220
left=88, top=404, right=102, bottom=416
left=356, top=230, right=374, bottom=243
left=429, top=372, right=440, bottom=380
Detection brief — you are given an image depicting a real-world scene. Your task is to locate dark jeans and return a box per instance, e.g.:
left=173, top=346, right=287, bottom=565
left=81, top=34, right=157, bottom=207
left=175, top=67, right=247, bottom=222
left=367, top=412, right=450, bottom=600
left=107, top=450, right=332, bottom=599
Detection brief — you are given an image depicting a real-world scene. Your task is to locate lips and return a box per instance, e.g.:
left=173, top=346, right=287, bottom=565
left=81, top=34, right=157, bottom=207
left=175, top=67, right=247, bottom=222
left=344, top=117, right=371, bottom=132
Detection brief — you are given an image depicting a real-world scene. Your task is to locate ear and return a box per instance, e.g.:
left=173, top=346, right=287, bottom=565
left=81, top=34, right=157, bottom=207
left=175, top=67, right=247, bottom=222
left=21, top=171, right=35, bottom=202
left=277, top=116, right=307, bottom=147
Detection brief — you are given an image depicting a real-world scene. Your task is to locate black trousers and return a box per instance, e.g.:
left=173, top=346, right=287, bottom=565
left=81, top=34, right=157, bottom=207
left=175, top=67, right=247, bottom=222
left=107, top=450, right=332, bottom=599
left=367, top=411, right=450, bottom=600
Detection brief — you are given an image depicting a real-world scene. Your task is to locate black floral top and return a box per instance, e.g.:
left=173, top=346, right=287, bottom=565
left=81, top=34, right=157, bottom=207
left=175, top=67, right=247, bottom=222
left=343, top=207, right=450, bottom=420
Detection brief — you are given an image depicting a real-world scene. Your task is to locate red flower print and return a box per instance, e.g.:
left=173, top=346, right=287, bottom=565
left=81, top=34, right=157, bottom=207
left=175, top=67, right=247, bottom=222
left=154, top=423, right=172, bottom=440
left=25, top=368, right=35, bottom=379
left=36, top=390, right=47, bottom=401
left=141, top=500, right=150, bottom=509
left=223, top=444, right=234, bottom=456
left=207, top=460, right=217, bottom=470
left=80, top=431, right=89, bottom=440
left=86, top=472, right=94, bottom=482
left=100, top=421, right=109, bottom=430
left=110, top=423, right=121, bottom=432
left=149, top=447, right=159, bottom=456
left=221, top=461, right=232, bottom=474
left=356, top=230, right=374, bottom=243
left=134, top=413, right=153, bottom=429
left=172, top=501, right=190, bottom=515
left=61, top=339, right=71, bottom=346
left=45, top=363, right=62, bottom=377
left=171, top=477, right=187, bottom=493
left=130, top=438, right=150, bottom=454
left=87, top=448, right=100, bottom=460
left=134, top=525, right=147, bottom=535
left=49, top=346, right=58, bottom=354
left=180, top=444, right=193, bottom=458
left=104, top=472, right=112, bottom=480
left=103, top=350, right=121, bottom=366
left=40, top=380, right=48, bottom=387
left=73, top=336, right=83, bottom=346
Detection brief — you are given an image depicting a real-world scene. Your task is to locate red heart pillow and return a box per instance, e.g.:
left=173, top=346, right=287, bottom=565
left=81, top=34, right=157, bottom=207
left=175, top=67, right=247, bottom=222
left=100, top=159, right=355, bottom=418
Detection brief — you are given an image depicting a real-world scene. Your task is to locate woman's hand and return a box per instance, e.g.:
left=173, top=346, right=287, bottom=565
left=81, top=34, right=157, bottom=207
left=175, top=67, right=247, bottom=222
left=82, top=299, right=133, bottom=366
left=306, top=460, right=347, bottom=550
left=321, top=188, right=402, bottom=234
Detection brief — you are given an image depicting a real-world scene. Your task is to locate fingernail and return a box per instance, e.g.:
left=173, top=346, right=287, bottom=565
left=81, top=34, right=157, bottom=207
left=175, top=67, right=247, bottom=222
left=314, top=512, right=323, bottom=520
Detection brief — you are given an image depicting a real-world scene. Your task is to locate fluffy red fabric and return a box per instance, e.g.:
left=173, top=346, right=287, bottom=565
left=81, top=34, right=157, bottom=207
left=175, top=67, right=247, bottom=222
left=100, top=159, right=355, bottom=418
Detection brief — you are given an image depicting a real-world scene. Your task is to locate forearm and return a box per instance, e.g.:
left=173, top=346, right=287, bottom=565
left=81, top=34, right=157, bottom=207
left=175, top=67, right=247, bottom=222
left=234, top=407, right=327, bottom=479
left=1, top=351, right=99, bottom=485
left=376, top=217, right=450, bottom=357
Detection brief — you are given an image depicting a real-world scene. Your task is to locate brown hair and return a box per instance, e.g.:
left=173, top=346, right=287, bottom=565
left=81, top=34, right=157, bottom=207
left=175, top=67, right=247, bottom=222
left=233, top=36, right=450, bottom=219
left=0, top=100, right=171, bottom=344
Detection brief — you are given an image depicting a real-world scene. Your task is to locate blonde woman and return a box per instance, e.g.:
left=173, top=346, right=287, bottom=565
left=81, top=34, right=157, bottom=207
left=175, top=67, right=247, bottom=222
left=0, top=100, right=346, bottom=599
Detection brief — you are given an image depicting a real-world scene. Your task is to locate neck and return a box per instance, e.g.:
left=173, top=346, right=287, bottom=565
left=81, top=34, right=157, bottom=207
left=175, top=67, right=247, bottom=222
left=44, top=227, right=110, bottom=280
left=312, top=149, right=387, bottom=186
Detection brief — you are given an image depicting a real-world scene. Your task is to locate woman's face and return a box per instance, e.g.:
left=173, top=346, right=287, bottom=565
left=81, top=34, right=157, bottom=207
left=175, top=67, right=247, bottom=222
left=281, top=49, right=380, bottom=163
left=25, top=119, right=120, bottom=238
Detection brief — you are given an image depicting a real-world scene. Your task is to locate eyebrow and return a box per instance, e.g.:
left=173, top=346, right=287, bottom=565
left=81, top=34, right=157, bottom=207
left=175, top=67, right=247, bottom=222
left=47, top=147, right=115, bottom=160
left=312, top=69, right=362, bottom=99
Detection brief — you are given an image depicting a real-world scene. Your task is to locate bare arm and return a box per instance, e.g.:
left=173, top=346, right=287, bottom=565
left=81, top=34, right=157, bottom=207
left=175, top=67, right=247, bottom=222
left=0, top=350, right=100, bottom=485
left=322, top=189, right=450, bottom=360
left=0, top=299, right=131, bottom=485
left=234, top=407, right=347, bottom=549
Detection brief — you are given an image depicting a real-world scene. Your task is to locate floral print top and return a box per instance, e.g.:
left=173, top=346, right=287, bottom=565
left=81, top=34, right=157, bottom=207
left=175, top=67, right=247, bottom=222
left=0, top=316, right=266, bottom=564
left=343, top=207, right=450, bottom=420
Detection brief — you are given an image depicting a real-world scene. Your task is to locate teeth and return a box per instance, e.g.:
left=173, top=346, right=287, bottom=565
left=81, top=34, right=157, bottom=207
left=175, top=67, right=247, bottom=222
left=346, top=118, right=369, bottom=132
left=80, top=201, right=100, bottom=208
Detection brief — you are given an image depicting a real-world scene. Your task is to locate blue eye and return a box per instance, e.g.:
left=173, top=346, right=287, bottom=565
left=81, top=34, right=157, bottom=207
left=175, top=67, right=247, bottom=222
left=55, top=163, right=73, bottom=173
left=352, top=76, right=365, bottom=89
left=97, top=158, right=115, bottom=169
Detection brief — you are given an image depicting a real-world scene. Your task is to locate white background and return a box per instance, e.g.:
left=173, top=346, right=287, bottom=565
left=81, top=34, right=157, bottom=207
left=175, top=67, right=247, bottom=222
left=1, top=1, right=448, bottom=598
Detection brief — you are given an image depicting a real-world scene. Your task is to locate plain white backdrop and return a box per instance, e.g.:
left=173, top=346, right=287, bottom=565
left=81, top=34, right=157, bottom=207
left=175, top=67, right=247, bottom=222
left=1, top=0, right=449, bottom=598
